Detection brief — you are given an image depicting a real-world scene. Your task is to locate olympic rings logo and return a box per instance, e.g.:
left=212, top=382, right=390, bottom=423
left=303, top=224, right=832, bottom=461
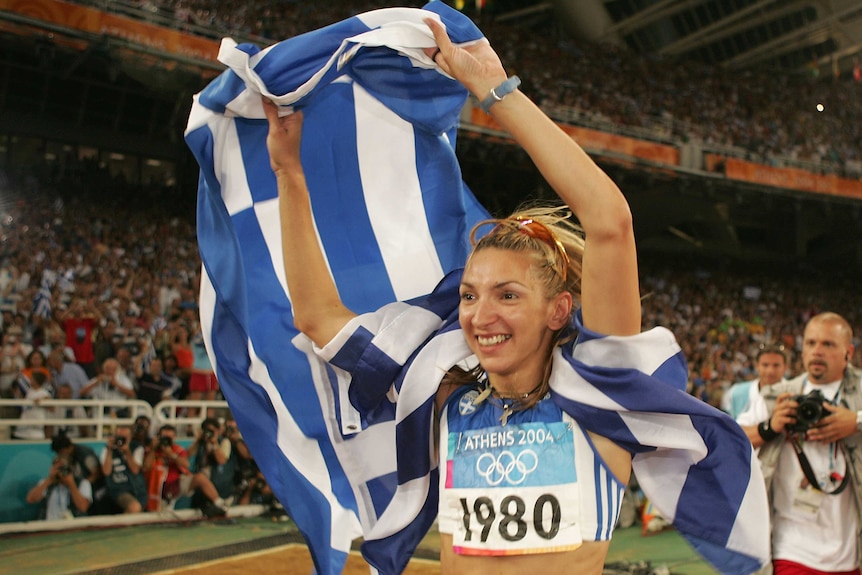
left=475, top=449, right=539, bottom=486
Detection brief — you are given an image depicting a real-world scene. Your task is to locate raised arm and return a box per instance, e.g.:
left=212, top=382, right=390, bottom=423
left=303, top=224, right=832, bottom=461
left=262, top=100, right=357, bottom=346
left=426, top=19, right=640, bottom=336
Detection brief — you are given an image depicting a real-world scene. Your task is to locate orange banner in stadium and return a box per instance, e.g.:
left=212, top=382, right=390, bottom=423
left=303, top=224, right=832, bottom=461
left=469, top=107, right=680, bottom=166
left=706, top=154, right=862, bottom=200
left=0, top=0, right=220, bottom=63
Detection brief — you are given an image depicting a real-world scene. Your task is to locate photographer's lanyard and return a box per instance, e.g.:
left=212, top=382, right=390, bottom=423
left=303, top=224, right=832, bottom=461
left=789, top=435, right=849, bottom=494
left=791, top=377, right=849, bottom=495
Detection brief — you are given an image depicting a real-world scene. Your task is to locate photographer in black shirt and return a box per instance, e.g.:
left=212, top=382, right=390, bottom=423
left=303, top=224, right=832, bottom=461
left=99, top=425, right=146, bottom=514
left=186, top=417, right=235, bottom=516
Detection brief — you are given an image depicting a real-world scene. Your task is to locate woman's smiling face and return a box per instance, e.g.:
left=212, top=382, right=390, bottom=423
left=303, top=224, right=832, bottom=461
left=459, top=247, right=570, bottom=390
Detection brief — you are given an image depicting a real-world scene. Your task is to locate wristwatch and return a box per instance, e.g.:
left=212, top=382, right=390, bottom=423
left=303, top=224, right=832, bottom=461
left=758, top=419, right=780, bottom=442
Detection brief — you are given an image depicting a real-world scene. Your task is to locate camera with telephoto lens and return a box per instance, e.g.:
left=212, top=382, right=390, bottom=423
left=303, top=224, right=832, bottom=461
left=787, top=389, right=828, bottom=433
left=203, top=428, right=215, bottom=440
left=159, top=436, right=173, bottom=447
left=59, top=465, right=71, bottom=477
left=114, top=436, right=125, bottom=448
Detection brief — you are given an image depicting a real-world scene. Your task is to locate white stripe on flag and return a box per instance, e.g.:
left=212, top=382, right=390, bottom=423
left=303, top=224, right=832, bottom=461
left=215, top=120, right=255, bottom=216
left=247, top=337, right=362, bottom=551
left=354, top=83, right=445, bottom=301
left=255, top=197, right=292, bottom=302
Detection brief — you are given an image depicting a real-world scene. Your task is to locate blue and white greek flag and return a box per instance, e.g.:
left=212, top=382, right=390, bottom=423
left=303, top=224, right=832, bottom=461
left=32, top=269, right=57, bottom=319
left=185, top=3, right=770, bottom=574
left=185, top=3, right=487, bottom=574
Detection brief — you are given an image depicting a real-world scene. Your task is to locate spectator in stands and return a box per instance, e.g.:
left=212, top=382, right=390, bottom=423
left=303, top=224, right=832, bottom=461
left=0, top=259, right=21, bottom=314
left=98, top=425, right=147, bottom=514
left=55, top=297, right=103, bottom=377
left=0, top=325, right=29, bottom=421
left=187, top=417, right=236, bottom=516
left=17, top=349, right=53, bottom=397
left=25, top=453, right=93, bottom=520
left=92, top=318, right=121, bottom=371
left=160, top=354, right=184, bottom=400
left=51, top=383, right=90, bottom=439
left=136, top=356, right=175, bottom=407
left=12, top=371, right=52, bottom=440
left=186, top=324, right=218, bottom=418
left=0, top=325, right=29, bottom=397
left=159, top=276, right=182, bottom=316
left=79, top=357, right=136, bottom=417
left=38, top=324, right=76, bottom=363
left=46, top=348, right=90, bottom=399
left=169, top=322, right=193, bottom=385
left=114, top=345, right=139, bottom=392
left=117, top=309, right=146, bottom=352
left=153, top=313, right=178, bottom=360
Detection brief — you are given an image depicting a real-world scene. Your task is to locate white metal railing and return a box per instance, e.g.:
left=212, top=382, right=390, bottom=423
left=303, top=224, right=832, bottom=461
left=152, top=400, right=233, bottom=433
left=0, top=398, right=231, bottom=441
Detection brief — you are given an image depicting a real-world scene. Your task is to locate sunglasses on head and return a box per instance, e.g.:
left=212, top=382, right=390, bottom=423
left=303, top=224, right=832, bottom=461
left=512, top=217, right=570, bottom=282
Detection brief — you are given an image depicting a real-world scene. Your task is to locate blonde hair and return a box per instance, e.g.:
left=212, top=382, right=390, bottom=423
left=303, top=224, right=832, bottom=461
left=444, top=205, right=585, bottom=410
left=468, top=204, right=585, bottom=304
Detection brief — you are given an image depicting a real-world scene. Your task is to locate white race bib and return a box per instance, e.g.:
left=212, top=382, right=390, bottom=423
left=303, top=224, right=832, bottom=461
left=444, top=421, right=583, bottom=555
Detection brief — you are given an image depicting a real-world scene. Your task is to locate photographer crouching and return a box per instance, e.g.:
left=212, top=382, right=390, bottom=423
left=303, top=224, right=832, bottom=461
left=740, top=312, right=862, bottom=575
left=25, top=454, right=93, bottom=520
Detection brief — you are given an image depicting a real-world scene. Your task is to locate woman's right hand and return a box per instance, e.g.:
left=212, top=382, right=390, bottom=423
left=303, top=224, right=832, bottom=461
left=262, top=98, right=304, bottom=175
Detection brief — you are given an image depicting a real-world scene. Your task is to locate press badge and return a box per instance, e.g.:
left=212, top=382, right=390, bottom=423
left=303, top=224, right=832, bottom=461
left=443, top=421, right=582, bottom=555
left=791, top=485, right=823, bottom=517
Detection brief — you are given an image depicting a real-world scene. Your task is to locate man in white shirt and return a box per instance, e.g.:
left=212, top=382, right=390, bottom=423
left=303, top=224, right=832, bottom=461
left=739, top=312, right=862, bottom=575
left=80, top=357, right=135, bottom=416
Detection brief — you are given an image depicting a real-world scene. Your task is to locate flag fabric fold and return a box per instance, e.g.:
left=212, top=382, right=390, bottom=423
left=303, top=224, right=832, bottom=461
left=186, top=3, right=769, bottom=574
left=185, top=3, right=488, bottom=574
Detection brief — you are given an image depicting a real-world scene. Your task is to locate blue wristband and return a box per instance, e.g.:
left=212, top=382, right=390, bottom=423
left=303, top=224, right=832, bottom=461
left=479, top=75, right=521, bottom=114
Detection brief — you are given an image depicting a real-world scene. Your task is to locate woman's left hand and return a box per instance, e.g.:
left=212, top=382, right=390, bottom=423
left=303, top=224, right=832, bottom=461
left=423, top=18, right=507, bottom=100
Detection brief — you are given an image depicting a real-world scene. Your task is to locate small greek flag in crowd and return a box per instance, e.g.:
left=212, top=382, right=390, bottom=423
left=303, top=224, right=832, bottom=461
left=32, top=269, right=57, bottom=319
left=185, top=2, right=770, bottom=574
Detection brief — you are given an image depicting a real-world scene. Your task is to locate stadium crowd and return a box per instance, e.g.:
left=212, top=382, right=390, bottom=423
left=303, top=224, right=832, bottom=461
left=0, top=175, right=288, bottom=518
left=110, top=0, right=862, bottom=175
left=1, top=158, right=860, bottom=429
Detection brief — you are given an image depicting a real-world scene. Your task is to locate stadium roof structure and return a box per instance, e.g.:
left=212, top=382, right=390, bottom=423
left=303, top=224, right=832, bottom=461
left=498, top=0, right=862, bottom=78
